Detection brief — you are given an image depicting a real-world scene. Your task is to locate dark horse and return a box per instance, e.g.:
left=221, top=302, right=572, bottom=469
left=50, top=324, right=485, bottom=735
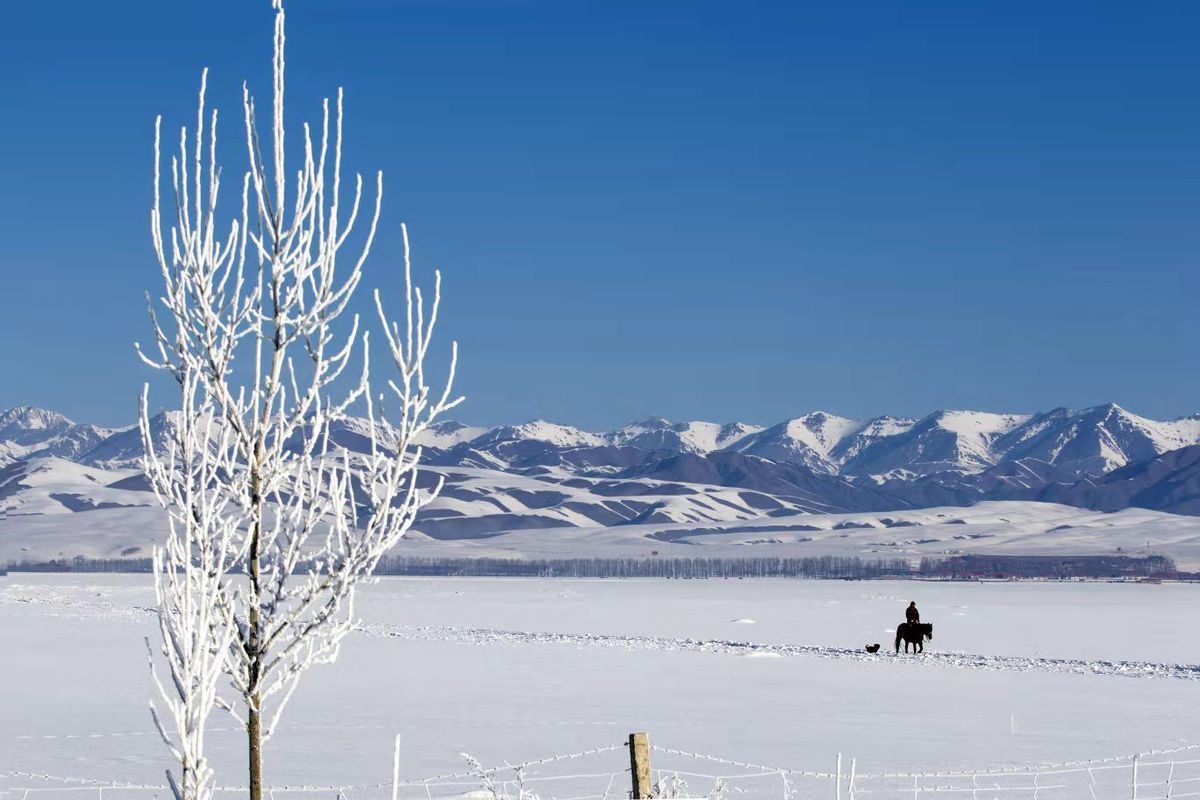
left=895, top=622, right=933, bottom=654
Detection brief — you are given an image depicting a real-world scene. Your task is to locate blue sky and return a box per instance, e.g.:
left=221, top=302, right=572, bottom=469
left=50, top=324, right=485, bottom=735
left=1, top=1, right=1198, bottom=429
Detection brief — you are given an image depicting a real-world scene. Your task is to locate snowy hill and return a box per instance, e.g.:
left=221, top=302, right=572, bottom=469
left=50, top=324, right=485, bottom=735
left=411, top=464, right=863, bottom=540
left=1040, top=444, right=1200, bottom=515
left=7, top=485, right=1200, bottom=568
left=0, top=457, right=149, bottom=516
left=416, top=500, right=1200, bottom=569
left=5, top=402, right=1200, bottom=563
left=617, top=451, right=905, bottom=512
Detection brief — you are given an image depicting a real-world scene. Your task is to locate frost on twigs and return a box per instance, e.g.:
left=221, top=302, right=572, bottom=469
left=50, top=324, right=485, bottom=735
left=655, top=772, right=690, bottom=799
left=460, top=754, right=542, bottom=800
left=136, top=2, right=461, bottom=799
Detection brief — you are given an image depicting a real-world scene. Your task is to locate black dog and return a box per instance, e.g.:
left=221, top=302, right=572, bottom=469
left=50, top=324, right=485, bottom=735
left=865, top=643, right=881, bottom=654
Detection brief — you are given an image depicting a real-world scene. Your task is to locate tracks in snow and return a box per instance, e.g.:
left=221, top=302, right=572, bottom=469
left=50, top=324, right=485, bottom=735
left=362, top=623, right=1200, bottom=682
left=8, top=585, right=1198, bottom=682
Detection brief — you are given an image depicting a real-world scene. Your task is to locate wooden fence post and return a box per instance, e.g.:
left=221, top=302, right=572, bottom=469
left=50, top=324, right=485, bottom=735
left=391, top=734, right=401, bottom=800
left=629, top=732, right=652, bottom=799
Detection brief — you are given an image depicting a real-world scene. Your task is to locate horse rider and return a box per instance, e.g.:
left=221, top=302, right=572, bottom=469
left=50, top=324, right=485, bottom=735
left=906, top=601, right=920, bottom=625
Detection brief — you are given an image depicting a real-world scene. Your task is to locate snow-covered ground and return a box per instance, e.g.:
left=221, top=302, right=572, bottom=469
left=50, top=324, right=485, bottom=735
left=3, top=575, right=1199, bottom=799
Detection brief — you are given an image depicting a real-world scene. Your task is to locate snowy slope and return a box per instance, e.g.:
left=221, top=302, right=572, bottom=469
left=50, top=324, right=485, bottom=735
left=6, top=490, right=1200, bottom=568
left=0, top=457, right=150, bottom=516
left=615, top=451, right=906, bottom=513
left=1040, top=444, right=1200, bottom=515
left=411, top=464, right=850, bottom=540
left=397, top=499, right=1200, bottom=570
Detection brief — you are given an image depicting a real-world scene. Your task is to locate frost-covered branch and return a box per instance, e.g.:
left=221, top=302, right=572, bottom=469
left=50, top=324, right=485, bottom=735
left=140, top=372, right=247, bottom=800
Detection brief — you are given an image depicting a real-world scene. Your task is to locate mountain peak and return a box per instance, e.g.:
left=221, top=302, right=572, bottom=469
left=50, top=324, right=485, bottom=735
left=480, top=420, right=603, bottom=448
left=801, top=410, right=844, bottom=422
left=0, top=406, right=73, bottom=433
left=429, top=420, right=473, bottom=433
left=924, top=409, right=1031, bottom=433
left=629, top=416, right=673, bottom=430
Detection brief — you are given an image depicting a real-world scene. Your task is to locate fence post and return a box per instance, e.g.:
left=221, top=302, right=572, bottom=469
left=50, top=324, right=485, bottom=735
left=392, top=734, right=402, bottom=800
left=629, top=732, right=652, bottom=800
left=836, top=754, right=843, bottom=800
left=1131, top=755, right=1139, bottom=800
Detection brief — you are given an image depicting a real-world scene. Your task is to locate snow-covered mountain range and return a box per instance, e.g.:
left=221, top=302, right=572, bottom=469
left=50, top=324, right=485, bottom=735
left=7, top=402, right=1195, bottom=478
left=4, top=402, right=1200, bottom=562
left=417, top=403, right=1200, bottom=481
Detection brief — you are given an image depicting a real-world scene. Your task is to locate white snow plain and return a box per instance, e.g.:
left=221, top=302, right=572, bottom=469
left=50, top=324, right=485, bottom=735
left=3, top=575, right=1199, bottom=798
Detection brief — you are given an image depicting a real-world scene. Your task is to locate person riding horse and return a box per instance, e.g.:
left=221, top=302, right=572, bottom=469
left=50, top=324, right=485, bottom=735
left=896, top=601, right=932, bottom=653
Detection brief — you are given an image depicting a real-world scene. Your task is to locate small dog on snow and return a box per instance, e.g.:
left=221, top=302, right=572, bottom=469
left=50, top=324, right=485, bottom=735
left=865, top=643, right=881, bottom=654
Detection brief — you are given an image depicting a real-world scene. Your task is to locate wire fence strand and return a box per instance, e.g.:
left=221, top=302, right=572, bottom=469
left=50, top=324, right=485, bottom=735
left=6, top=741, right=1200, bottom=800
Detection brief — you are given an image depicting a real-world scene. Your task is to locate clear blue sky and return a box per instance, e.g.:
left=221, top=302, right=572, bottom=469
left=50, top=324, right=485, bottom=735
left=1, top=1, right=1198, bottom=429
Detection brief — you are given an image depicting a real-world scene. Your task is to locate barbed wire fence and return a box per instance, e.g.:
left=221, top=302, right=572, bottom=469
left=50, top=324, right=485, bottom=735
left=3, top=738, right=1199, bottom=800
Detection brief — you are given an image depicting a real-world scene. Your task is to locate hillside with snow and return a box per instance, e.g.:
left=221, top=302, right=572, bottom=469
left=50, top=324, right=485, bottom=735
left=4, top=402, right=1200, bottom=564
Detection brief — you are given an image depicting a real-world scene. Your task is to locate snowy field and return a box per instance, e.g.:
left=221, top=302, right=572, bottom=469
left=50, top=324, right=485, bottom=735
left=3, top=575, right=1200, bottom=799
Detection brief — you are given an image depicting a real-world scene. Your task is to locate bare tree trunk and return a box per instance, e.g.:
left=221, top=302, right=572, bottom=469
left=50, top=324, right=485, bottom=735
left=182, top=757, right=195, bottom=800
left=246, top=577, right=263, bottom=800
left=248, top=699, right=263, bottom=800
left=247, top=468, right=264, bottom=800
left=246, top=607, right=263, bottom=800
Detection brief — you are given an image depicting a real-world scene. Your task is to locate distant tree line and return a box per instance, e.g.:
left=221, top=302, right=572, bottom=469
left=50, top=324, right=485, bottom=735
left=4, top=552, right=1190, bottom=580
left=920, top=553, right=1181, bottom=579
left=5, top=555, right=154, bottom=573
left=373, top=554, right=915, bottom=579
left=4, top=554, right=910, bottom=579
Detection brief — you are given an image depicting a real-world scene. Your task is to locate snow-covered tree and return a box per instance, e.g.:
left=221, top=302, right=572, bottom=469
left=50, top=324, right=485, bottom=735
left=138, top=3, right=461, bottom=799
left=141, top=371, right=246, bottom=800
